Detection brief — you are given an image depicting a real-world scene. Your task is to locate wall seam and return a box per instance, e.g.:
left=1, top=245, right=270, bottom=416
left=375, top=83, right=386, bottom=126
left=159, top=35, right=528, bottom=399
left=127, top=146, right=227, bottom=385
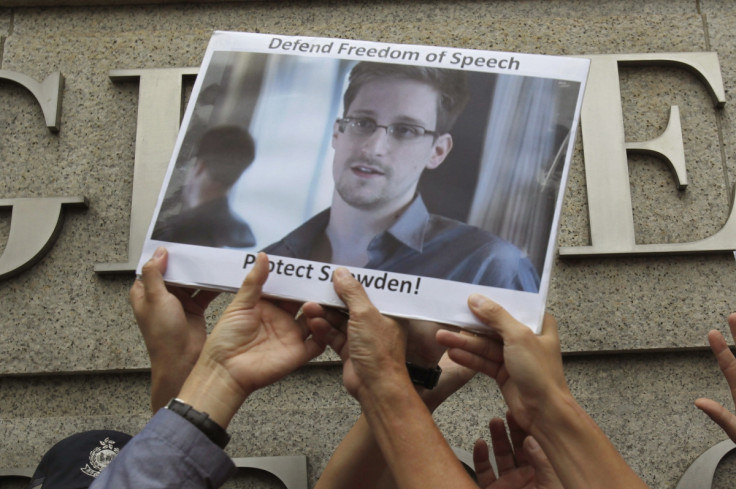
left=700, top=8, right=732, bottom=208
left=0, top=8, right=13, bottom=67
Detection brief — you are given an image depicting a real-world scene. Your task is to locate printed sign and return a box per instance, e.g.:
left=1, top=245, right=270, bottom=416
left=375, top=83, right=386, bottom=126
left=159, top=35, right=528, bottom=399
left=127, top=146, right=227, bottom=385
left=139, top=31, right=589, bottom=333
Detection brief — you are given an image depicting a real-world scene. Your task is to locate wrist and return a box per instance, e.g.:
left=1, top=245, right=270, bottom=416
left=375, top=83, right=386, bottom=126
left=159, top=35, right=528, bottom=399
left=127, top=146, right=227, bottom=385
left=177, top=358, right=250, bottom=429
left=165, top=398, right=231, bottom=448
left=356, top=366, right=414, bottom=409
left=527, top=390, right=591, bottom=442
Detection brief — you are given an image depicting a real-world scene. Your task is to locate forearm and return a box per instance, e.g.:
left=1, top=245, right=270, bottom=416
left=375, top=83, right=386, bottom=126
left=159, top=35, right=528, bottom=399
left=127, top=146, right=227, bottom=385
left=529, top=394, right=650, bottom=489
left=315, top=415, right=394, bottom=489
left=316, top=384, right=457, bottom=489
left=151, top=363, right=193, bottom=412
left=357, top=376, right=477, bottom=489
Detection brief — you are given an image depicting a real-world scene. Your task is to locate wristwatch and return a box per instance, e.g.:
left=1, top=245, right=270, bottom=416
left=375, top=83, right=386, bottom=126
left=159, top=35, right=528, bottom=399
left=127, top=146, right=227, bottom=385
left=165, top=398, right=231, bottom=448
left=406, top=362, right=442, bottom=389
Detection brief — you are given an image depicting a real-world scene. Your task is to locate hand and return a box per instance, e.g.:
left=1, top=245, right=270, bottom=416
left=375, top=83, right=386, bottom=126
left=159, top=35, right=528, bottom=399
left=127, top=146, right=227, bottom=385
left=439, top=299, right=651, bottom=489
left=307, top=270, right=479, bottom=489
left=474, top=414, right=563, bottom=489
left=695, top=312, right=736, bottom=441
left=129, top=247, right=220, bottom=411
left=303, top=268, right=409, bottom=401
left=435, top=295, right=570, bottom=432
left=178, top=252, right=325, bottom=428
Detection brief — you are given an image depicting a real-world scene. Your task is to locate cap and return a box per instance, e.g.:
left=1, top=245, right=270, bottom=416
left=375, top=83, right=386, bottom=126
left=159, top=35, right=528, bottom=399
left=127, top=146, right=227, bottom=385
left=27, top=430, right=132, bottom=489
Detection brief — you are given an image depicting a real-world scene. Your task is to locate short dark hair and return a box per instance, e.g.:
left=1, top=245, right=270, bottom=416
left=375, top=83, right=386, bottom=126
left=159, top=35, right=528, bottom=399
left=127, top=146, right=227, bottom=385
left=342, top=62, right=470, bottom=134
left=196, top=125, right=255, bottom=186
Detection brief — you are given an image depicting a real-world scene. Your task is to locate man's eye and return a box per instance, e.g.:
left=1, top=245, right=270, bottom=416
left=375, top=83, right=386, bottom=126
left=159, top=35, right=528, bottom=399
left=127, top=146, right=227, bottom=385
left=352, top=119, right=375, bottom=130
left=390, top=124, right=421, bottom=139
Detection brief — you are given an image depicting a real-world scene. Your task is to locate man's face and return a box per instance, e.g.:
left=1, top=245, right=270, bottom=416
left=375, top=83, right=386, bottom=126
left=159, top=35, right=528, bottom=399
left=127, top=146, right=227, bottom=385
left=332, top=77, right=452, bottom=212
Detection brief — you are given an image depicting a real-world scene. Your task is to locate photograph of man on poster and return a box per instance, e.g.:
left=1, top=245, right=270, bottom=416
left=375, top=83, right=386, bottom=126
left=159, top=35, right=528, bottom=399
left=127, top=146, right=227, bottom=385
left=262, top=62, right=540, bottom=292
left=143, top=33, right=587, bottom=331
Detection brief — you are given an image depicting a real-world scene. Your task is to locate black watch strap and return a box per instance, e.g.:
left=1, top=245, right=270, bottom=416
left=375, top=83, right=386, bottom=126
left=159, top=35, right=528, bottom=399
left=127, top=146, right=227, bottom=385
left=406, top=362, right=442, bottom=389
left=165, top=398, right=231, bottom=448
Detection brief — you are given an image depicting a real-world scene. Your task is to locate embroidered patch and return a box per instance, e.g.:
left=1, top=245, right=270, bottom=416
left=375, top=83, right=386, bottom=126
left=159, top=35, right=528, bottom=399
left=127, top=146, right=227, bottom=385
left=81, top=437, right=120, bottom=478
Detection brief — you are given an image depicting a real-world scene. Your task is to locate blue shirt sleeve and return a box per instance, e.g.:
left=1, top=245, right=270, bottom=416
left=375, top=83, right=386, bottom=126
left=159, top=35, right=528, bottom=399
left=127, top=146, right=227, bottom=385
left=90, top=408, right=236, bottom=489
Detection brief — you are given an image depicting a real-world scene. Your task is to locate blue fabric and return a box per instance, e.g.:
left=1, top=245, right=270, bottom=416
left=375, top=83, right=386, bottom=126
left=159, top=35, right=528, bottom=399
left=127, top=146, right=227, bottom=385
left=90, top=409, right=236, bottom=489
left=264, top=195, right=540, bottom=292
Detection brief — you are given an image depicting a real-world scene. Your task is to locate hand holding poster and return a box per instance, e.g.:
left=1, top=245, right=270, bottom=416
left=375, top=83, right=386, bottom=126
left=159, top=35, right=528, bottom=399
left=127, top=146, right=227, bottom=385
left=138, top=31, right=590, bottom=333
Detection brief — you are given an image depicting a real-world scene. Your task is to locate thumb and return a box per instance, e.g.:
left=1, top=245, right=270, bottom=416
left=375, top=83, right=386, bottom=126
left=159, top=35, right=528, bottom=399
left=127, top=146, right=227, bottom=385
left=523, top=436, right=562, bottom=488
left=467, top=294, right=520, bottom=339
left=227, top=252, right=269, bottom=310
left=138, top=246, right=169, bottom=300
left=332, top=268, right=372, bottom=315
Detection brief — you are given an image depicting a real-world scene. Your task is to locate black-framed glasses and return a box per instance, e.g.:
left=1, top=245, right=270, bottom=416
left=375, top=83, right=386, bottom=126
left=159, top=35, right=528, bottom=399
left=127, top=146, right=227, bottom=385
left=336, top=117, right=439, bottom=142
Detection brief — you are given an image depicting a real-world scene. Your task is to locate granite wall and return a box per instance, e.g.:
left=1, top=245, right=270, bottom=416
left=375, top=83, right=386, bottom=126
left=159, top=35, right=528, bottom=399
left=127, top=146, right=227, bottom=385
left=1, top=1, right=736, bottom=488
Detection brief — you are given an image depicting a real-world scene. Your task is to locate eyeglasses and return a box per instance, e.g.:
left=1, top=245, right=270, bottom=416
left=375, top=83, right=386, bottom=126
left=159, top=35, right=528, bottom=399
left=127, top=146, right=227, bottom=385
left=336, top=117, right=439, bottom=142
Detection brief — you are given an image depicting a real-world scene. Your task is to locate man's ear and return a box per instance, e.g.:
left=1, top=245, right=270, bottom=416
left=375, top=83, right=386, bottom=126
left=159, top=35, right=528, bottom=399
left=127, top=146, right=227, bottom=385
left=426, top=133, right=453, bottom=170
left=331, top=121, right=341, bottom=149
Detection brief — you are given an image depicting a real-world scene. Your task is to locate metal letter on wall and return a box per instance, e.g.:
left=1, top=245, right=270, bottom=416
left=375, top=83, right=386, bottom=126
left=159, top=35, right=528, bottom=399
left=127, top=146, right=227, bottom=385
left=231, top=455, right=308, bottom=489
left=0, top=198, right=88, bottom=281
left=559, top=53, right=731, bottom=257
left=676, top=439, right=736, bottom=489
left=94, top=67, right=198, bottom=274
left=0, top=70, right=89, bottom=281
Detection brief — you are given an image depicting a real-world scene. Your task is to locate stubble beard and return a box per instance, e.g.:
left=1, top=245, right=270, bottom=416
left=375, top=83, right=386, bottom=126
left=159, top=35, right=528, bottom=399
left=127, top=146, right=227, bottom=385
left=335, top=157, right=393, bottom=211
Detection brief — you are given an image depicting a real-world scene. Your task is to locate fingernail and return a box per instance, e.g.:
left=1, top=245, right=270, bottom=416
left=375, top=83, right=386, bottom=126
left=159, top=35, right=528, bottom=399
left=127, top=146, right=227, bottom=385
left=154, top=246, right=166, bottom=259
left=334, top=268, right=350, bottom=280
left=468, top=294, right=487, bottom=308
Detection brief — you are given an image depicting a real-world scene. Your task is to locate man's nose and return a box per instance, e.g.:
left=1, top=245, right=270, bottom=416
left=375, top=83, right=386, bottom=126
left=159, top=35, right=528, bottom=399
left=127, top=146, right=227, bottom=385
left=360, top=126, right=391, bottom=155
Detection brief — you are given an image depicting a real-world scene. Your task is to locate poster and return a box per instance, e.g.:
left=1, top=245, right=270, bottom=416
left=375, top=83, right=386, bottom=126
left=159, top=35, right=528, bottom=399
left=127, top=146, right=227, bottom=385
left=138, top=31, right=590, bottom=333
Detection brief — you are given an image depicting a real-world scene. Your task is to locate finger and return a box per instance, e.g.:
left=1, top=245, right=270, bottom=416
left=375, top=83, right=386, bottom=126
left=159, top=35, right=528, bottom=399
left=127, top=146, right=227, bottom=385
left=472, top=438, right=497, bottom=487
left=301, top=303, right=349, bottom=332
left=139, top=247, right=169, bottom=300
left=306, top=316, right=348, bottom=358
left=707, top=329, right=729, bottom=358
left=728, top=312, right=736, bottom=341
left=228, top=252, right=269, bottom=310
left=467, top=294, right=522, bottom=338
left=540, top=313, right=560, bottom=343
left=523, top=436, right=562, bottom=488
left=489, top=417, right=516, bottom=475
left=695, top=397, right=736, bottom=442
left=435, top=330, right=503, bottom=360
left=300, top=335, right=328, bottom=363
left=300, top=301, right=326, bottom=318
left=707, top=330, right=736, bottom=396
left=505, top=412, right=529, bottom=466
left=436, top=329, right=503, bottom=362
left=444, top=347, right=502, bottom=379
left=332, top=268, right=375, bottom=318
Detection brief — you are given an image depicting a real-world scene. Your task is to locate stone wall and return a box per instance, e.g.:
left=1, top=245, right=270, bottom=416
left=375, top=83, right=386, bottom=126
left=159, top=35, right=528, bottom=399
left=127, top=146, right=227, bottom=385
left=1, top=1, right=736, bottom=488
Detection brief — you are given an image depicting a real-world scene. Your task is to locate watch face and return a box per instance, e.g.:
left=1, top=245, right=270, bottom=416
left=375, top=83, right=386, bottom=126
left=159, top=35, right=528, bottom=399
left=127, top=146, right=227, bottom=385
left=406, top=363, right=442, bottom=389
